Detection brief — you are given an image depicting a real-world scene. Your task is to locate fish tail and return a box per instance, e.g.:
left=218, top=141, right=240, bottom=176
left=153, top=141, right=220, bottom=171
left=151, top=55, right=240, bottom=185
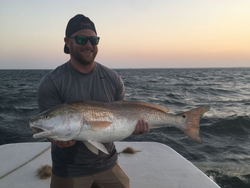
left=178, top=106, right=210, bottom=143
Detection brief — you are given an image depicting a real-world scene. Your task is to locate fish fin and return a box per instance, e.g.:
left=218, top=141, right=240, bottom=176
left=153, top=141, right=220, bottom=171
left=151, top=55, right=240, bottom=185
left=84, top=141, right=99, bottom=154
left=84, top=141, right=109, bottom=155
left=87, top=121, right=112, bottom=131
left=178, top=106, right=210, bottom=143
left=148, top=124, right=161, bottom=129
left=115, top=100, right=169, bottom=113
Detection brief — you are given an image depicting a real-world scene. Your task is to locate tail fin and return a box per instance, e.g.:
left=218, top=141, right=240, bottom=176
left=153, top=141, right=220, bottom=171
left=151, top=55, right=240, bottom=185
left=178, top=106, right=210, bottom=143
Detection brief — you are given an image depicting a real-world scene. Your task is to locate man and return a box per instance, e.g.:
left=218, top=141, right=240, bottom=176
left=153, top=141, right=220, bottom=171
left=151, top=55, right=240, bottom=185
left=37, top=14, right=149, bottom=188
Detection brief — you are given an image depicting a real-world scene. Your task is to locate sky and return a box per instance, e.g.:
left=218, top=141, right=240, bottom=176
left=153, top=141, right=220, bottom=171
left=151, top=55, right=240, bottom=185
left=0, top=0, right=250, bottom=69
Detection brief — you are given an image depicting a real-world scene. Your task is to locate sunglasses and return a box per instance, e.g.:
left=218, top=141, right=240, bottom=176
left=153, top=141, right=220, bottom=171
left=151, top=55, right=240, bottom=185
left=69, top=36, right=100, bottom=45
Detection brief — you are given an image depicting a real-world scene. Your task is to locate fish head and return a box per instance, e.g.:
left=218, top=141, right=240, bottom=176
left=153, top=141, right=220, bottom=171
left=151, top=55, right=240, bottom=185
left=30, top=104, right=83, bottom=141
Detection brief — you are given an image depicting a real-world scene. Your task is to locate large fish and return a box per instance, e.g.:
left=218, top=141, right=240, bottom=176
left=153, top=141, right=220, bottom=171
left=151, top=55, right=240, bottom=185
left=30, top=100, right=210, bottom=155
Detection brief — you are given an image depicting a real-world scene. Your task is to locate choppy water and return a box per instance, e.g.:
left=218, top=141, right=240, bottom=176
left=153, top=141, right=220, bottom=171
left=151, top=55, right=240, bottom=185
left=0, top=68, right=250, bottom=188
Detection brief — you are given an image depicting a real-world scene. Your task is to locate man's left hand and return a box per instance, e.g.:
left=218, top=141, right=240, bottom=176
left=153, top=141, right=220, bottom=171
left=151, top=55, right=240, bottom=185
left=133, top=120, right=150, bottom=135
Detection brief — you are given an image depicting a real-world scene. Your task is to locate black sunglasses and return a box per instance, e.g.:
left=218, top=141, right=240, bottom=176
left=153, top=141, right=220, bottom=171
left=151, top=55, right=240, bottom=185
left=69, top=36, right=100, bottom=45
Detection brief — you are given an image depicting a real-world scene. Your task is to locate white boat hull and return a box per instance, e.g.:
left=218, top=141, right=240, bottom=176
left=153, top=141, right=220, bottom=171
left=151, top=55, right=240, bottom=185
left=0, top=142, right=220, bottom=188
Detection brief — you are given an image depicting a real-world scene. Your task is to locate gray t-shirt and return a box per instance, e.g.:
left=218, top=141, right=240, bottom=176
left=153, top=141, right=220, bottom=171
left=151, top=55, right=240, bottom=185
left=37, top=61, right=125, bottom=177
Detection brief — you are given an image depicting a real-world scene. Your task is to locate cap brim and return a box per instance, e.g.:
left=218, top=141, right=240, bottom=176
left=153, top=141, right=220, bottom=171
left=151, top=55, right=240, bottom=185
left=64, top=44, right=70, bottom=54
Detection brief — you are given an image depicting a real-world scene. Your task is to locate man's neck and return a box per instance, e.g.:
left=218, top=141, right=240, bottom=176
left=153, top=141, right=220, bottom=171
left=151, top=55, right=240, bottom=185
left=70, top=59, right=96, bottom=74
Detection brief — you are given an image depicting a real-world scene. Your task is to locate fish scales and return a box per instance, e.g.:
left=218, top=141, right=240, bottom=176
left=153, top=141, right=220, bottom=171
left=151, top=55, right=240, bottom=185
left=76, top=101, right=171, bottom=124
left=71, top=101, right=187, bottom=143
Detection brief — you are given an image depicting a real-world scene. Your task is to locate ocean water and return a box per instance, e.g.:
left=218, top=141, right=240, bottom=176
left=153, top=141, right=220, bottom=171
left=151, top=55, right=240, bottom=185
left=0, top=68, right=250, bottom=188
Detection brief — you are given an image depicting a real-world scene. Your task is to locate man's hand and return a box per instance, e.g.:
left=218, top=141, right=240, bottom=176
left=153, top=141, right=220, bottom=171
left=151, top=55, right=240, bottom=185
left=133, top=120, right=150, bottom=135
left=33, top=128, right=76, bottom=148
left=50, top=139, right=76, bottom=148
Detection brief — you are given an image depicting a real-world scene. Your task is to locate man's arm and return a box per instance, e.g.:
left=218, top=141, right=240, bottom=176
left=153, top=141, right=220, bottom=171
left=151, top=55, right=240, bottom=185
left=115, top=75, right=126, bottom=101
left=37, top=76, right=62, bottom=112
left=50, top=140, right=76, bottom=148
left=37, top=75, right=76, bottom=147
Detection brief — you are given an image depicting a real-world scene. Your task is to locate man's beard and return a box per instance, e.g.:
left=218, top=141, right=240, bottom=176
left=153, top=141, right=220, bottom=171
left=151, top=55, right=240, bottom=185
left=71, top=47, right=97, bottom=65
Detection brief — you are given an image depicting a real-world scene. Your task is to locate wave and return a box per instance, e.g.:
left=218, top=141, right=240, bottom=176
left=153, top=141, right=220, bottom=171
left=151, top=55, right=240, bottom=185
left=206, top=170, right=250, bottom=188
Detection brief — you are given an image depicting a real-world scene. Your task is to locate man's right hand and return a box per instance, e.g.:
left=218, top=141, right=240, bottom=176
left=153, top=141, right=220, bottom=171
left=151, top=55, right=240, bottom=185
left=50, top=139, right=76, bottom=148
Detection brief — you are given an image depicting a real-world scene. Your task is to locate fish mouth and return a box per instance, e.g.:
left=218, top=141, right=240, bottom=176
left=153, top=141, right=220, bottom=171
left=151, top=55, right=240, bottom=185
left=31, top=125, right=52, bottom=138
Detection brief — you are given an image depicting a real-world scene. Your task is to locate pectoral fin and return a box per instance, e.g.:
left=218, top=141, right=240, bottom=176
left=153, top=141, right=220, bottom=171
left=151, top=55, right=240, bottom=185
left=87, top=121, right=112, bottom=131
left=148, top=124, right=160, bottom=129
left=84, top=141, right=109, bottom=155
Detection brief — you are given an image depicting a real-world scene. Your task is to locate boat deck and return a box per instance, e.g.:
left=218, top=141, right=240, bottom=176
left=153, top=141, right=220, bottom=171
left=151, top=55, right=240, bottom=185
left=0, top=142, right=220, bottom=188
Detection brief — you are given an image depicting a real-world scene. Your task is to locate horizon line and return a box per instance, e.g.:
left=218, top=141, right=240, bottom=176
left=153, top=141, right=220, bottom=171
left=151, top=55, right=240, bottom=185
left=1, top=66, right=250, bottom=71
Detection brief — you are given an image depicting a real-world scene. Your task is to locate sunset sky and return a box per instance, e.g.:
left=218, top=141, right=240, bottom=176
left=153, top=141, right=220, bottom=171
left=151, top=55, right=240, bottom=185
left=0, top=0, right=249, bottom=69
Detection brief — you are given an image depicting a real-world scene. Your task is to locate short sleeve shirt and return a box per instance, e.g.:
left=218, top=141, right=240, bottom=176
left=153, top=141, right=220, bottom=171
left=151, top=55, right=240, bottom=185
left=37, top=61, right=125, bottom=177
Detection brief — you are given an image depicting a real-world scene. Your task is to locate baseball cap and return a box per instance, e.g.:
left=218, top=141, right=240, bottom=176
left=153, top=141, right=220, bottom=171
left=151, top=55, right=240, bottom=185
left=64, top=14, right=97, bottom=54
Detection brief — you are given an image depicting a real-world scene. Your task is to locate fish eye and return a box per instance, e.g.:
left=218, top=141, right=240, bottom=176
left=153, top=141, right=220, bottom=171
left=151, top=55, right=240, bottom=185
left=44, top=115, right=50, bottom=119
left=182, top=115, right=186, bottom=118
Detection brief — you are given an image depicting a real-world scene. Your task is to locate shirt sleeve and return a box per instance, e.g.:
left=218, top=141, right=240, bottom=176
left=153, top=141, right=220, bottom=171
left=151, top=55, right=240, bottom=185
left=115, top=75, right=125, bottom=101
left=37, top=75, right=62, bottom=113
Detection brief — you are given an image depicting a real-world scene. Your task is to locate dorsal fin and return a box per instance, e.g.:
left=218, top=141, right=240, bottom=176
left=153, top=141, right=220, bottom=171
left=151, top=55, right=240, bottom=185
left=114, top=100, right=169, bottom=113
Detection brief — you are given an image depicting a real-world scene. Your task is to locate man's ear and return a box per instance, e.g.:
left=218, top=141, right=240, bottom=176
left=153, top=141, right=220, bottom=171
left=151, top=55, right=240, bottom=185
left=64, top=37, right=70, bottom=48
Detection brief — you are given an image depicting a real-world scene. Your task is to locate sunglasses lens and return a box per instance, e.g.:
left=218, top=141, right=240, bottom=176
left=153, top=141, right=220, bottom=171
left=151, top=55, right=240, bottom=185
left=89, top=37, right=100, bottom=45
left=75, top=36, right=88, bottom=45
